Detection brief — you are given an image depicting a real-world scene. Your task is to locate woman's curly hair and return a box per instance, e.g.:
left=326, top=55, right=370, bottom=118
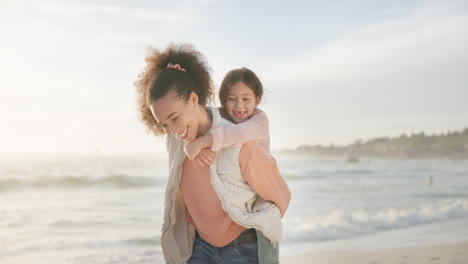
left=134, top=43, right=214, bottom=136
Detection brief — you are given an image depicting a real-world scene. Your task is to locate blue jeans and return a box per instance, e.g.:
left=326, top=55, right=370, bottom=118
left=187, top=231, right=259, bottom=264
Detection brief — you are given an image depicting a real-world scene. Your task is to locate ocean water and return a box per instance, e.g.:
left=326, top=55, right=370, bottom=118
left=1, top=152, right=467, bottom=263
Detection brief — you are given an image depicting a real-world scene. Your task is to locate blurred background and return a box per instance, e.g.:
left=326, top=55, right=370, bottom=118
left=1, top=0, right=467, bottom=263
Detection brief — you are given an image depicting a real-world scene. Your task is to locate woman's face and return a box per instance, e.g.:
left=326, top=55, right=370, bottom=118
left=150, top=90, right=200, bottom=143
left=225, top=81, right=260, bottom=124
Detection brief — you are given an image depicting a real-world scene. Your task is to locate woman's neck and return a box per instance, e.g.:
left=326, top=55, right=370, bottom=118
left=196, top=105, right=213, bottom=138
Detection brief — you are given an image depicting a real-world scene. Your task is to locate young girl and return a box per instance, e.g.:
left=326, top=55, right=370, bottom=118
left=185, top=67, right=270, bottom=165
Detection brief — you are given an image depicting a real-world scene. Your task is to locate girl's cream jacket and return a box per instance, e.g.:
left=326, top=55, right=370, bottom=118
left=160, top=106, right=283, bottom=264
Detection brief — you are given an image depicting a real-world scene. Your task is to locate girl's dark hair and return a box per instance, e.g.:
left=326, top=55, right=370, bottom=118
left=219, top=67, right=263, bottom=110
left=135, top=43, right=214, bottom=136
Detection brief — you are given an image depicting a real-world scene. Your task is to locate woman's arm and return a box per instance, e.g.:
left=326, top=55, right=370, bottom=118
left=239, top=141, right=291, bottom=216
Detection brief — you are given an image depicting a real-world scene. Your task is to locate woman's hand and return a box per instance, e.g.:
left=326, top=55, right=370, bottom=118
left=194, top=148, right=216, bottom=167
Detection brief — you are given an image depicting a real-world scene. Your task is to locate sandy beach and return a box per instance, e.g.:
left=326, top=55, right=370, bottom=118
left=280, top=241, right=468, bottom=264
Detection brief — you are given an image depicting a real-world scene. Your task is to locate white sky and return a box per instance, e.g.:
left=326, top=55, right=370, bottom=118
left=0, top=0, right=467, bottom=153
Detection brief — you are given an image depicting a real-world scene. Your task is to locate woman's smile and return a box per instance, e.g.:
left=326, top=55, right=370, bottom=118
left=178, top=127, right=189, bottom=140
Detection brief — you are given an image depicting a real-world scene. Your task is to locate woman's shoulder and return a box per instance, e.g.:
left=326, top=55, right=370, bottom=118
left=240, top=141, right=268, bottom=158
left=165, top=134, right=183, bottom=151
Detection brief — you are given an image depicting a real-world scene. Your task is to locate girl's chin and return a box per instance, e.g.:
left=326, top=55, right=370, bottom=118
left=231, top=117, right=248, bottom=124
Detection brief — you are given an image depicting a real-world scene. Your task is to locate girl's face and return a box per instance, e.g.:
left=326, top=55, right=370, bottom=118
left=150, top=90, right=200, bottom=143
left=225, top=81, right=260, bottom=124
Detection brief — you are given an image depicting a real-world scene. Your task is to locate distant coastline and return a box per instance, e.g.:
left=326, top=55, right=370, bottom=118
left=282, top=127, right=468, bottom=159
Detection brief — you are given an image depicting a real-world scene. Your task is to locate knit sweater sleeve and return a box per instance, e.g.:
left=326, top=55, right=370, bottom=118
left=239, top=141, right=291, bottom=216
left=211, top=109, right=269, bottom=152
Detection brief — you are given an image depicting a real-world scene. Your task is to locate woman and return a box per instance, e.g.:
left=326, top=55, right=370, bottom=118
left=135, top=44, right=291, bottom=264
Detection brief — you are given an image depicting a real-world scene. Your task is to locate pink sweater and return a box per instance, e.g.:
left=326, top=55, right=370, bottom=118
left=211, top=108, right=271, bottom=153
left=179, top=141, right=291, bottom=247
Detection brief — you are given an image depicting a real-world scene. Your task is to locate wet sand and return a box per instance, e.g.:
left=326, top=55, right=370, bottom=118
left=280, top=241, right=468, bottom=264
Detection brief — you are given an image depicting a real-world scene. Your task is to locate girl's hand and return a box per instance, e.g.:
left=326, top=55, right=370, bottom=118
left=194, top=148, right=216, bottom=167
left=185, top=135, right=213, bottom=160
left=185, top=141, right=203, bottom=160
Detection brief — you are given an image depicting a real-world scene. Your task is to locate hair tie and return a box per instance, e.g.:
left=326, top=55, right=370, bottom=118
left=167, top=63, right=187, bottom=72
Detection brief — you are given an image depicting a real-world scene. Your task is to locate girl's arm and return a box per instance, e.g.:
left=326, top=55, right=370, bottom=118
left=184, top=108, right=269, bottom=162
left=184, top=136, right=213, bottom=161
left=211, top=108, right=269, bottom=151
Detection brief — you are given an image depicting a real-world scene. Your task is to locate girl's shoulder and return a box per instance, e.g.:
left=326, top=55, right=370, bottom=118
left=252, top=108, right=269, bottom=121
left=254, top=108, right=266, bottom=115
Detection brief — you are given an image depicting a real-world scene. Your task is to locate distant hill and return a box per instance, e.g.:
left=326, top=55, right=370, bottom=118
left=283, top=127, right=468, bottom=159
